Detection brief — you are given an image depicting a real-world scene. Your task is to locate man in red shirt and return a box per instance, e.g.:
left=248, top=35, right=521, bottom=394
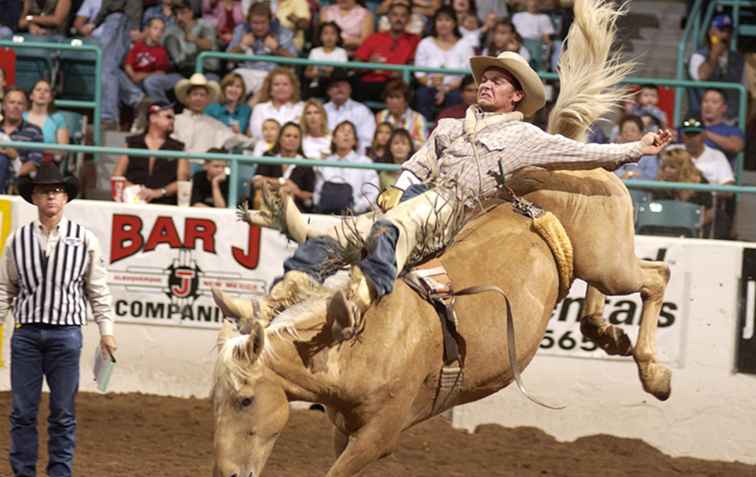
left=353, top=2, right=420, bottom=102
left=120, top=17, right=183, bottom=122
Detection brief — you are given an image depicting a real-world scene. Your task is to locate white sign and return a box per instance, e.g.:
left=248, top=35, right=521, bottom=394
left=63, top=202, right=298, bottom=328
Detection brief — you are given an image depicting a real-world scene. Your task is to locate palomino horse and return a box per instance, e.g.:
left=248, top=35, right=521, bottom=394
left=211, top=0, right=673, bottom=474
left=212, top=206, right=562, bottom=477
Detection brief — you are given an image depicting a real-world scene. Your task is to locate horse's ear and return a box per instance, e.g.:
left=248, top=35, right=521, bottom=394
left=245, top=320, right=266, bottom=363
left=217, top=319, right=236, bottom=351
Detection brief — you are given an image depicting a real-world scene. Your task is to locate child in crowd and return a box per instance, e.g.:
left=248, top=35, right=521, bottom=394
left=367, top=122, right=393, bottom=162
left=304, top=22, right=349, bottom=99
left=252, top=118, right=281, bottom=157
left=613, top=114, right=659, bottom=180
left=482, top=19, right=530, bottom=61
left=631, top=84, right=668, bottom=129
left=191, top=151, right=229, bottom=208
left=378, top=128, right=415, bottom=189
left=512, top=0, right=554, bottom=62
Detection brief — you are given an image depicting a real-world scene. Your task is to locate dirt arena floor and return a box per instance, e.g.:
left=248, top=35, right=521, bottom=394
left=1, top=392, right=754, bottom=476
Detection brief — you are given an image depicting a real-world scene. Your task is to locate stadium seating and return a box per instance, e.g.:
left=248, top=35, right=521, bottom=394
left=636, top=199, right=703, bottom=238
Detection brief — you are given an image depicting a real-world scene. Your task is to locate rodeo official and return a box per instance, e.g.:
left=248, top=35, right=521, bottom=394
left=0, top=163, right=117, bottom=477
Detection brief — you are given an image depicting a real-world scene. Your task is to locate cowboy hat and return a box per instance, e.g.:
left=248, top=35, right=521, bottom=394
left=17, top=163, right=79, bottom=204
left=469, top=52, right=546, bottom=117
left=174, top=73, right=221, bottom=105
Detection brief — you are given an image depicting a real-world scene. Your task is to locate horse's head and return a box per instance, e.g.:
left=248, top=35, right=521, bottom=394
left=212, top=320, right=289, bottom=477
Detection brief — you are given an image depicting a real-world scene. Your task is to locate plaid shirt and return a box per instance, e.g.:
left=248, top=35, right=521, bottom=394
left=0, top=119, right=43, bottom=193
left=402, top=107, right=643, bottom=204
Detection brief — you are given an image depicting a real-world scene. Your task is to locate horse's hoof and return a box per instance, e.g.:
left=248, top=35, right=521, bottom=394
left=579, top=318, right=633, bottom=356
left=638, top=362, right=672, bottom=401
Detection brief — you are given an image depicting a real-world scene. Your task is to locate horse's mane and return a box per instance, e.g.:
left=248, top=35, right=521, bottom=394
left=547, top=0, right=635, bottom=140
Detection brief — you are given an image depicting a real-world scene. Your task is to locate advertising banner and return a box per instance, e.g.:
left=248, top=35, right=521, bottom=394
left=62, top=201, right=304, bottom=329
left=737, top=247, right=756, bottom=374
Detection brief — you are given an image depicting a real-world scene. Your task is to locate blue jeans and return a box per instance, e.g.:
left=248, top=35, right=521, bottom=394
left=10, top=325, right=83, bottom=477
left=95, top=13, right=132, bottom=122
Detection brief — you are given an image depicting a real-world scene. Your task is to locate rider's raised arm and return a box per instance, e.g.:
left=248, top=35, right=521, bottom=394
left=519, top=123, right=643, bottom=172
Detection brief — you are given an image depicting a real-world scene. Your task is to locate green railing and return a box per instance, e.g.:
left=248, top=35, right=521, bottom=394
left=6, top=141, right=756, bottom=208
left=0, top=39, right=102, bottom=146
left=197, top=52, right=747, bottom=182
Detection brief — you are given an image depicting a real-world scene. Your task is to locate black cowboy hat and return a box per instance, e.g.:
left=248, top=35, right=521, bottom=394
left=17, top=163, right=80, bottom=204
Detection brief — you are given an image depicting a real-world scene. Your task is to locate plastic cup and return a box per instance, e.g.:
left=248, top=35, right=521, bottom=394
left=111, top=176, right=126, bottom=202
left=177, top=180, right=192, bottom=207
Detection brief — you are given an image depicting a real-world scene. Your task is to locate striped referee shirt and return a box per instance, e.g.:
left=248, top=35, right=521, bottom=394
left=0, top=217, right=114, bottom=335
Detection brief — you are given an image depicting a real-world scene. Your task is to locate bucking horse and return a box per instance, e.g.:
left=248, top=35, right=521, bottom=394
left=211, top=1, right=671, bottom=475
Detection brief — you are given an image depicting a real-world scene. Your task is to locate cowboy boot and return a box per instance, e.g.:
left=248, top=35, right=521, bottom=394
left=327, top=266, right=377, bottom=341
left=238, top=182, right=310, bottom=244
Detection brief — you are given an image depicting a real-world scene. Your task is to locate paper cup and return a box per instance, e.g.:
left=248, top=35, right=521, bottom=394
left=177, top=180, right=192, bottom=207
left=111, top=176, right=126, bottom=202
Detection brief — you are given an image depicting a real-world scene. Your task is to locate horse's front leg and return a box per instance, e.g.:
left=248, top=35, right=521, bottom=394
left=634, top=259, right=672, bottom=401
left=325, top=408, right=406, bottom=477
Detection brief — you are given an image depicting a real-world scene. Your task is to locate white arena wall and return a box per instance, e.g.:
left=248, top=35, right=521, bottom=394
left=0, top=196, right=755, bottom=464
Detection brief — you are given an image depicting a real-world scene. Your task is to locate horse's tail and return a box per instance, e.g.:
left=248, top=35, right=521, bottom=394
left=547, top=0, right=635, bottom=142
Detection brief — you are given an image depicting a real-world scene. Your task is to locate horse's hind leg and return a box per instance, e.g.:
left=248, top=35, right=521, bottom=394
left=579, top=286, right=632, bottom=356
left=582, top=258, right=671, bottom=401
left=634, top=259, right=672, bottom=401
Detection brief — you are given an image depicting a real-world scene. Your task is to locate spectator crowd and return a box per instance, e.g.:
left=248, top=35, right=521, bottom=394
left=0, top=1, right=750, bottom=238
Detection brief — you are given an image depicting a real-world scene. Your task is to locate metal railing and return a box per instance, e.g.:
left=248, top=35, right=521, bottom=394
left=5, top=141, right=756, bottom=209
left=197, top=52, right=747, bottom=183
left=0, top=39, right=102, bottom=146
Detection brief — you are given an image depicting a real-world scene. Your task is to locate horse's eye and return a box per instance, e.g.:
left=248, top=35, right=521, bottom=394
left=240, top=397, right=254, bottom=408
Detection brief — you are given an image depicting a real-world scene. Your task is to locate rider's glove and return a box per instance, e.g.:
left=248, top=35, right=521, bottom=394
left=377, top=187, right=404, bottom=212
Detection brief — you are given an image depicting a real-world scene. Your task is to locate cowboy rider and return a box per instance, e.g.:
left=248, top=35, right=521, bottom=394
left=213, top=52, right=672, bottom=333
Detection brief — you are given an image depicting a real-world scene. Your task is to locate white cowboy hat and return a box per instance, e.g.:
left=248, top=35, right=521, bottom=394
left=174, top=73, right=222, bottom=105
left=469, top=52, right=546, bottom=117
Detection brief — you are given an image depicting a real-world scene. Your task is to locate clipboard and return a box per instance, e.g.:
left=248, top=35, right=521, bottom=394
left=93, top=347, right=116, bottom=392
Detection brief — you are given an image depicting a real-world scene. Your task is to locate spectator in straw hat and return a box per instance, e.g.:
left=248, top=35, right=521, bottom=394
left=172, top=73, right=239, bottom=153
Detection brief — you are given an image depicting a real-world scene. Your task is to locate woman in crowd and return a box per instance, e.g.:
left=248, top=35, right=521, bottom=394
left=304, top=21, right=349, bottom=99
left=248, top=68, right=304, bottom=141
left=23, top=79, right=69, bottom=164
left=366, top=122, right=393, bottom=162
left=413, top=6, right=474, bottom=121
left=301, top=99, right=332, bottom=160
left=378, top=128, right=415, bottom=189
left=205, top=72, right=251, bottom=134
left=315, top=120, right=379, bottom=215
left=653, top=147, right=720, bottom=237
left=375, top=80, right=427, bottom=146
left=252, top=121, right=315, bottom=211
left=320, top=0, right=374, bottom=55
left=24, top=80, right=69, bottom=145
